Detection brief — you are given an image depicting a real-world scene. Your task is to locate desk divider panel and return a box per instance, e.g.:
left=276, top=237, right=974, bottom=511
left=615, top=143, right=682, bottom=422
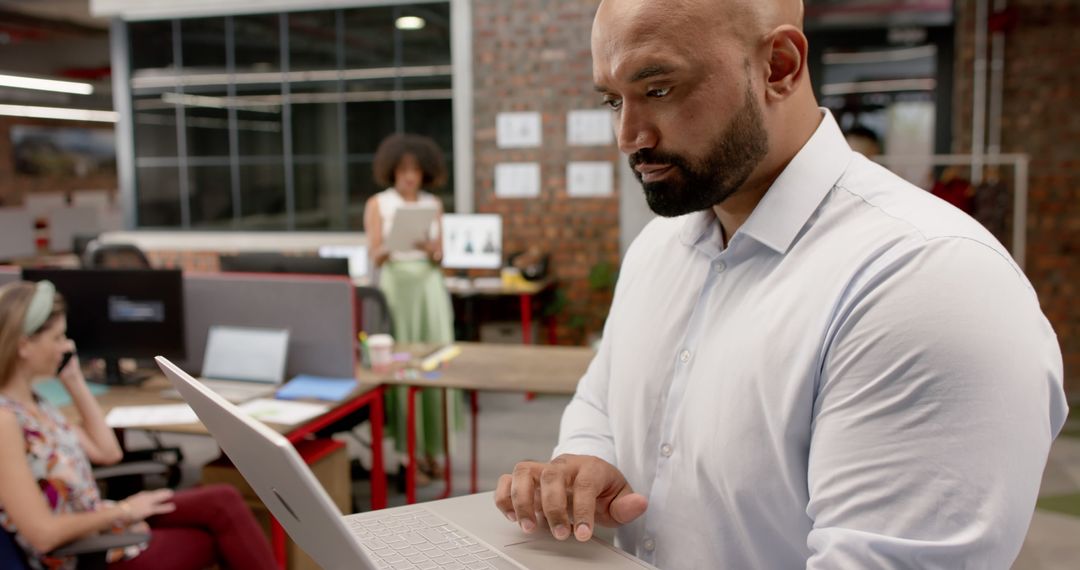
left=0, top=209, right=36, bottom=261
left=183, top=273, right=356, bottom=379
left=0, top=266, right=19, bottom=287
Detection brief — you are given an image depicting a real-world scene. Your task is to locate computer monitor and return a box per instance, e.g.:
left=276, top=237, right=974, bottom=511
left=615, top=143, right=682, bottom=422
left=21, top=268, right=186, bottom=385
left=219, top=253, right=349, bottom=276
left=317, top=245, right=369, bottom=280
left=441, top=214, right=503, bottom=270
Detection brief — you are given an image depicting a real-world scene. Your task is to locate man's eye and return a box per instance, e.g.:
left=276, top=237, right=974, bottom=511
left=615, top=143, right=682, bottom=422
left=647, top=87, right=671, bottom=98
left=602, top=98, right=623, bottom=111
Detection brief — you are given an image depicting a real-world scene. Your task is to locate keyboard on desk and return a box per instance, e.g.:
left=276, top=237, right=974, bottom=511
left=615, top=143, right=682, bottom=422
left=347, top=509, right=518, bottom=570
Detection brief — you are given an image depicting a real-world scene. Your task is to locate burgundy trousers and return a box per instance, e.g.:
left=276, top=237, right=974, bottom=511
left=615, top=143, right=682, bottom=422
left=109, top=484, right=277, bottom=570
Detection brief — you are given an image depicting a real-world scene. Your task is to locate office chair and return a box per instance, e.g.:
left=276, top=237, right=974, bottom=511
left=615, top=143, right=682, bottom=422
left=83, top=242, right=152, bottom=269
left=355, top=285, right=396, bottom=336
left=0, top=464, right=158, bottom=570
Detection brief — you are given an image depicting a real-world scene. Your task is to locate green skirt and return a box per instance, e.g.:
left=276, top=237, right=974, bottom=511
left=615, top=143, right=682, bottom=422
left=379, top=260, right=461, bottom=457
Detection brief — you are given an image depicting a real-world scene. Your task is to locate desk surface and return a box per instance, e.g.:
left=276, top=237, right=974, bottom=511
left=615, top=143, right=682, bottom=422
left=445, top=277, right=554, bottom=297
left=357, top=341, right=595, bottom=394
left=65, top=374, right=380, bottom=437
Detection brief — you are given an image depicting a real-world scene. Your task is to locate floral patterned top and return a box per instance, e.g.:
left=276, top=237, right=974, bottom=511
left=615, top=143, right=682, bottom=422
left=0, top=393, right=146, bottom=570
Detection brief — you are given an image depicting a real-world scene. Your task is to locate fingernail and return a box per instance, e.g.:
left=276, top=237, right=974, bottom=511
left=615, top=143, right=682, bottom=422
left=520, top=519, right=535, bottom=533
left=505, top=511, right=517, bottom=522
left=575, top=523, right=591, bottom=541
left=553, top=524, right=570, bottom=540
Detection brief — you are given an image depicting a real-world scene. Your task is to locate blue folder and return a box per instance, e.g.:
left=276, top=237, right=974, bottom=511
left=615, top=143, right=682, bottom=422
left=34, top=379, right=110, bottom=408
left=276, top=375, right=358, bottom=402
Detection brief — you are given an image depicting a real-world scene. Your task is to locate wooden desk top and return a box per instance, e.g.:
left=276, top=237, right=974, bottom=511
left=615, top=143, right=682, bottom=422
left=445, top=277, right=554, bottom=297
left=356, top=341, right=595, bottom=394
left=64, top=373, right=380, bottom=436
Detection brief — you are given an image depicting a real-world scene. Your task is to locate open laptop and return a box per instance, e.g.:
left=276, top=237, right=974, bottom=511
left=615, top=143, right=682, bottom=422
left=155, top=356, right=656, bottom=570
left=162, top=325, right=289, bottom=403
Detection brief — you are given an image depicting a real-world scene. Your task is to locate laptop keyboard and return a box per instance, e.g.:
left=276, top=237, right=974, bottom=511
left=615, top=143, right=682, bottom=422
left=347, top=509, right=517, bottom=570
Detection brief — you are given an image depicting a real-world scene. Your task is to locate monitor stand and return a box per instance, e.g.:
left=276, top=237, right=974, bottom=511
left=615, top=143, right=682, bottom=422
left=100, top=358, right=152, bottom=386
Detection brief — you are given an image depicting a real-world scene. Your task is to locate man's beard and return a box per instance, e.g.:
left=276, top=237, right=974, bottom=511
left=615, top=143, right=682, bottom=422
left=630, top=85, right=769, bottom=217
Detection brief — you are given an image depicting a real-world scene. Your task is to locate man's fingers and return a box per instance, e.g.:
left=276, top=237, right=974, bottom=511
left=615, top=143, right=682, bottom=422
left=609, top=491, right=648, bottom=525
left=539, top=464, right=571, bottom=540
left=570, top=469, right=602, bottom=542
left=494, top=474, right=516, bottom=521
left=510, top=462, right=541, bottom=533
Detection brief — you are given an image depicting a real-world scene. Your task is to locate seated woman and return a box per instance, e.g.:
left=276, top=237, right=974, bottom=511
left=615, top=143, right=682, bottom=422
left=0, top=281, right=277, bottom=570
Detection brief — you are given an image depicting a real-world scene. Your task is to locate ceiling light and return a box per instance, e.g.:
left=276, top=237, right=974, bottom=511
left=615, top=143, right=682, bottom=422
left=0, top=72, right=94, bottom=95
left=0, top=104, right=116, bottom=123
left=395, top=16, right=426, bottom=31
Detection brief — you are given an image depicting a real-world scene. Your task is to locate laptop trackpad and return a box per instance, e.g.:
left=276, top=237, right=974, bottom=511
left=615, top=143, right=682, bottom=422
left=502, top=538, right=651, bottom=568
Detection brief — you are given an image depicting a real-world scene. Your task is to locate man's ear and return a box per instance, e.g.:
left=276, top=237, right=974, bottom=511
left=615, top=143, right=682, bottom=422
left=765, top=25, right=808, bottom=102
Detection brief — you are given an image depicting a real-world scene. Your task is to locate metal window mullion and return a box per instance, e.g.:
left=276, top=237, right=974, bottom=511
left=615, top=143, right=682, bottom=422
left=172, top=19, right=191, bottom=229
left=280, top=13, right=296, bottom=230
left=336, top=9, right=349, bottom=230
left=226, top=16, right=242, bottom=227
left=110, top=19, right=138, bottom=228
left=393, top=5, right=405, bottom=133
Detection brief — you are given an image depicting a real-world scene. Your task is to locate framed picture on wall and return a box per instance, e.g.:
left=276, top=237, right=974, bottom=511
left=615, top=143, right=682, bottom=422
left=10, top=125, right=116, bottom=178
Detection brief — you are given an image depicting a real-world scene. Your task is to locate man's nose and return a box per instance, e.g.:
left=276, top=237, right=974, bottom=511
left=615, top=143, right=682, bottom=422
left=616, top=102, right=658, bottom=155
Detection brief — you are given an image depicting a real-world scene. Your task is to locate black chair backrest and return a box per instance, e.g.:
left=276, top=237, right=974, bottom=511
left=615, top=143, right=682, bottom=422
left=0, top=529, right=30, bottom=570
left=85, top=243, right=151, bottom=269
left=355, top=286, right=395, bottom=336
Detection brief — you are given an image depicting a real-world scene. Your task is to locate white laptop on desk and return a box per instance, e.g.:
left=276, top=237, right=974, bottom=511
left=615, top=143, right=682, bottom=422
left=155, top=356, right=656, bottom=570
left=162, top=325, right=289, bottom=403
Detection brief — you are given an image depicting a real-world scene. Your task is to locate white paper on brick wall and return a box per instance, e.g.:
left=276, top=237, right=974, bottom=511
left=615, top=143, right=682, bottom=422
left=567, top=109, right=614, bottom=146
left=567, top=161, right=614, bottom=198
left=496, top=112, right=543, bottom=148
left=494, top=162, right=541, bottom=198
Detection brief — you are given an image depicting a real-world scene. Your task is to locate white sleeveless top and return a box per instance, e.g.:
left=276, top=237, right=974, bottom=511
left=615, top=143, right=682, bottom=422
left=375, top=188, right=440, bottom=262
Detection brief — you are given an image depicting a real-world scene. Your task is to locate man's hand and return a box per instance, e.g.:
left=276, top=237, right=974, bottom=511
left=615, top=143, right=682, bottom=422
left=494, top=454, right=647, bottom=542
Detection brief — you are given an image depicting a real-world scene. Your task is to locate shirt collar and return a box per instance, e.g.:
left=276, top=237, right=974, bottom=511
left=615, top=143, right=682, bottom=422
left=680, top=109, right=853, bottom=254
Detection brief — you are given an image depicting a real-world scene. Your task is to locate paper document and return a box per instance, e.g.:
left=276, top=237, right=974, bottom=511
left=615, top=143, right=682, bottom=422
left=106, top=404, right=198, bottom=428
left=276, top=375, right=358, bottom=402
left=238, top=398, right=329, bottom=425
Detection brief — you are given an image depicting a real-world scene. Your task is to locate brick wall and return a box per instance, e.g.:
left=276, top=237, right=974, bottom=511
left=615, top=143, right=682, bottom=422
left=0, top=117, right=118, bottom=207
left=954, top=0, right=1080, bottom=397
left=472, top=0, right=620, bottom=344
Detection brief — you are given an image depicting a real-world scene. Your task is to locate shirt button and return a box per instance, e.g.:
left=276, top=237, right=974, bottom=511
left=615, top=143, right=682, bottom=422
left=715, top=261, right=727, bottom=273
left=660, top=443, right=673, bottom=457
left=642, top=537, right=655, bottom=551
left=679, top=350, right=691, bottom=363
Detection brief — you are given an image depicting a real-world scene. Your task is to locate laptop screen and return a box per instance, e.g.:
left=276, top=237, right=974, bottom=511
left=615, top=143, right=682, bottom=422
left=201, top=326, right=290, bottom=384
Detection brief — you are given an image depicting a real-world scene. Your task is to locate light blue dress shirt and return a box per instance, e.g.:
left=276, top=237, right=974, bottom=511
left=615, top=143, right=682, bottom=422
left=554, top=111, right=1068, bottom=569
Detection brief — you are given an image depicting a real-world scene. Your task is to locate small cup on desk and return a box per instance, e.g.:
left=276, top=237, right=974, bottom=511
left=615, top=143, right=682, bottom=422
left=367, top=334, right=394, bottom=373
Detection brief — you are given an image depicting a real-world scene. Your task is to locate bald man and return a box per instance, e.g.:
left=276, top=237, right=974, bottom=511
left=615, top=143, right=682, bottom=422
left=494, top=0, right=1067, bottom=567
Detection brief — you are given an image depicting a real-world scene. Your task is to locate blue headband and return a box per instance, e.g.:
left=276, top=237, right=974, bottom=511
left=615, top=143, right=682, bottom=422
left=22, top=281, right=55, bottom=336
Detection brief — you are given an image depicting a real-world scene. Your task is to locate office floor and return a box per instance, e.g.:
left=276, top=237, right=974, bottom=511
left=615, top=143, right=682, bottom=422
left=141, top=393, right=1080, bottom=569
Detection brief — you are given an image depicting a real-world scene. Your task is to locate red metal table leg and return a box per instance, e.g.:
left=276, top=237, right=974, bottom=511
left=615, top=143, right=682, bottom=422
left=271, top=515, right=287, bottom=569
left=519, top=294, right=533, bottom=344
left=370, top=386, right=387, bottom=510
left=406, top=385, right=419, bottom=504
left=470, top=390, right=479, bottom=494
left=439, top=387, right=453, bottom=499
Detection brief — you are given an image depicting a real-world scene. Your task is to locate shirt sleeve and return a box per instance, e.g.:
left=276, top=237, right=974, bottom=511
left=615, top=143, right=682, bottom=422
left=806, top=237, right=1068, bottom=568
left=552, top=327, right=618, bottom=465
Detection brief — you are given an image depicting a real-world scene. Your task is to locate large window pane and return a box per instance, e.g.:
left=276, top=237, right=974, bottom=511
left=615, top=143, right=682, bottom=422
left=181, top=17, right=227, bottom=71
left=184, top=93, right=231, bottom=158
left=136, top=166, right=181, bottom=227
left=239, top=163, right=287, bottom=228
left=235, top=85, right=284, bottom=157
left=399, top=3, right=451, bottom=67
left=295, top=161, right=343, bottom=230
left=403, top=98, right=453, bottom=155
left=292, top=82, right=341, bottom=157
left=289, top=11, right=339, bottom=72
left=133, top=94, right=178, bottom=157
left=347, top=160, right=378, bottom=230
left=346, top=100, right=396, bottom=156
left=189, top=166, right=234, bottom=227
left=129, top=21, right=174, bottom=73
left=234, top=14, right=281, bottom=74
left=343, top=7, right=396, bottom=69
